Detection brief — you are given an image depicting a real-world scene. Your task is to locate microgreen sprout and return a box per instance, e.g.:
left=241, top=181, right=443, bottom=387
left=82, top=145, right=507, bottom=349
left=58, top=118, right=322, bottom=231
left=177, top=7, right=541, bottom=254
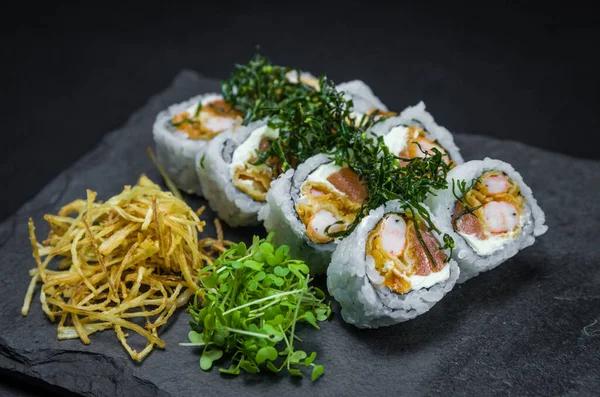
left=182, top=233, right=331, bottom=381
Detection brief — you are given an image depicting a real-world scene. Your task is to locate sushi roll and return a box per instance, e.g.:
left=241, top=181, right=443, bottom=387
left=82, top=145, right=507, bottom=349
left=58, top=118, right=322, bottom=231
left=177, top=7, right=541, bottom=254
left=327, top=200, right=460, bottom=328
left=153, top=94, right=243, bottom=195
left=372, top=101, right=464, bottom=166
left=259, top=153, right=368, bottom=274
left=336, top=80, right=396, bottom=121
left=153, top=68, right=318, bottom=196
left=425, top=158, right=547, bottom=282
left=196, top=119, right=282, bottom=227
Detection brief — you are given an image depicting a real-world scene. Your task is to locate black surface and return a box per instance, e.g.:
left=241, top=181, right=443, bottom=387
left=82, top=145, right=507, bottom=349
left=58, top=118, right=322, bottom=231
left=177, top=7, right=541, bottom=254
left=0, top=71, right=598, bottom=397
left=2, top=2, right=600, bottom=226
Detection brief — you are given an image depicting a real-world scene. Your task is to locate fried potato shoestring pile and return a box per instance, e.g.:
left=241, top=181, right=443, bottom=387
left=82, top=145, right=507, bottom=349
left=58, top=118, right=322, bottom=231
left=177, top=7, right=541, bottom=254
left=22, top=175, right=231, bottom=361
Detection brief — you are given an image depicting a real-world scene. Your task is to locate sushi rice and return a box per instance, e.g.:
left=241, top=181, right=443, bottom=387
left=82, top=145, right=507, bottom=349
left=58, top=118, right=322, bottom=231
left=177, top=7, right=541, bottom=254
left=327, top=200, right=460, bottom=328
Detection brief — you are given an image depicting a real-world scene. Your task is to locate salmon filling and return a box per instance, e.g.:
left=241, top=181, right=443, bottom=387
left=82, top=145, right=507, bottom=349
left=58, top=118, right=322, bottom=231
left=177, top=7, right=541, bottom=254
left=231, top=126, right=282, bottom=202
left=384, top=125, right=453, bottom=167
left=452, top=171, right=525, bottom=251
left=296, top=164, right=367, bottom=244
left=172, top=98, right=243, bottom=140
left=366, top=213, right=449, bottom=295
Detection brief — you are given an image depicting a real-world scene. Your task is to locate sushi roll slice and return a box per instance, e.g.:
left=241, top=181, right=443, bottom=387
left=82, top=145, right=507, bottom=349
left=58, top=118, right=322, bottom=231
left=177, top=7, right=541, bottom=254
left=258, top=153, right=368, bottom=274
left=327, top=200, right=460, bottom=328
left=425, top=158, right=547, bottom=282
left=153, top=94, right=243, bottom=195
left=196, top=119, right=283, bottom=227
left=336, top=80, right=397, bottom=121
left=372, top=101, right=464, bottom=166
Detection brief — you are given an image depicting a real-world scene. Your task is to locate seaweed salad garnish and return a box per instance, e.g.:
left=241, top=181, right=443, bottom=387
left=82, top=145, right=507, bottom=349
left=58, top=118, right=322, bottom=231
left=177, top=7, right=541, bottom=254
left=223, top=52, right=455, bottom=264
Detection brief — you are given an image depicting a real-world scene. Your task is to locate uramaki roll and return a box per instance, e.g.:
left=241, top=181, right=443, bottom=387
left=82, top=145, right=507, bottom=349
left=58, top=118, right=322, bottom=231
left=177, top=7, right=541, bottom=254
left=258, top=153, right=367, bottom=274
left=196, top=119, right=281, bottom=227
left=326, top=200, right=460, bottom=328
left=372, top=101, right=464, bottom=166
left=153, top=94, right=243, bottom=195
left=425, top=158, right=547, bottom=282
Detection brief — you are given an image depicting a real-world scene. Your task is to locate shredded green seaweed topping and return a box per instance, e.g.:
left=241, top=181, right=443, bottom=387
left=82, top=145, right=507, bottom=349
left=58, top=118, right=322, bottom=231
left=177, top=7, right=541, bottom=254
left=222, top=53, right=382, bottom=170
left=259, top=77, right=383, bottom=170
left=221, top=51, right=455, bottom=261
left=451, top=178, right=483, bottom=229
left=222, top=52, right=319, bottom=126
left=399, top=203, right=454, bottom=267
left=182, top=233, right=331, bottom=381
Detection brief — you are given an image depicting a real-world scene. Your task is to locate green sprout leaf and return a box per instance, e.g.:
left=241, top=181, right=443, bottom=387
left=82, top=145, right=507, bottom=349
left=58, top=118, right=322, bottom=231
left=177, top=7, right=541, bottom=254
left=204, top=314, right=217, bottom=330
left=288, top=350, right=307, bottom=363
left=304, top=352, right=317, bottom=366
left=239, top=360, right=260, bottom=374
left=311, top=364, right=324, bottom=381
left=274, top=266, right=290, bottom=277
left=219, top=365, right=241, bottom=376
left=200, top=349, right=223, bottom=371
left=243, top=260, right=264, bottom=271
left=189, top=331, right=204, bottom=344
left=255, top=346, right=278, bottom=364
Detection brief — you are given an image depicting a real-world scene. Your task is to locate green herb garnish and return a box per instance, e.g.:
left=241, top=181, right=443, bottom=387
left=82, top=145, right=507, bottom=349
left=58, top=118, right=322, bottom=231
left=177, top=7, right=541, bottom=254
left=182, top=233, right=331, bottom=380
left=258, top=77, right=383, bottom=171
left=222, top=52, right=384, bottom=172
left=451, top=178, right=482, bottom=229
left=222, top=52, right=319, bottom=126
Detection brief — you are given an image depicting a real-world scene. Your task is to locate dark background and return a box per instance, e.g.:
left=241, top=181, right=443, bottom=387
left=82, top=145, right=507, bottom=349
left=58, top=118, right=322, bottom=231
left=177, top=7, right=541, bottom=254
left=2, top=2, right=599, bottom=396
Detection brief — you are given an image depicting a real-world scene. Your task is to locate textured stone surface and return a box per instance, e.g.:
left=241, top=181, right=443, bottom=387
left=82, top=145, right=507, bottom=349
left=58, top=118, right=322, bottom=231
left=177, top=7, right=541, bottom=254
left=0, top=72, right=598, bottom=397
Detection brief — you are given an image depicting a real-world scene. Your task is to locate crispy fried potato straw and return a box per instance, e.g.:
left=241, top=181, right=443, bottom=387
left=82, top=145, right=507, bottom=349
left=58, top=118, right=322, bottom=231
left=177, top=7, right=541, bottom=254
left=22, top=175, right=232, bottom=362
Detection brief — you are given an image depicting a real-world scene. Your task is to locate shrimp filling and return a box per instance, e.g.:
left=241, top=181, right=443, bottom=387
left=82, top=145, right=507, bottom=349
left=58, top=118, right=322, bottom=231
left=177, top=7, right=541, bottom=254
left=296, top=162, right=367, bottom=244
left=171, top=95, right=242, bottom=140
left=230, top=126, right=282, bottom=202
left=383, top=125, right=453, bottom=166
left=366, top=213, right=450, bottom=295
left=452, top=170, right=526, bottom=255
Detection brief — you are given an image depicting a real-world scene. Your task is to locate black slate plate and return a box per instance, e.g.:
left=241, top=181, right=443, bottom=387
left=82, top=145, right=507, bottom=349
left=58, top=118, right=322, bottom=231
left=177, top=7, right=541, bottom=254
left=1, top=72, right=599, bottom=397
